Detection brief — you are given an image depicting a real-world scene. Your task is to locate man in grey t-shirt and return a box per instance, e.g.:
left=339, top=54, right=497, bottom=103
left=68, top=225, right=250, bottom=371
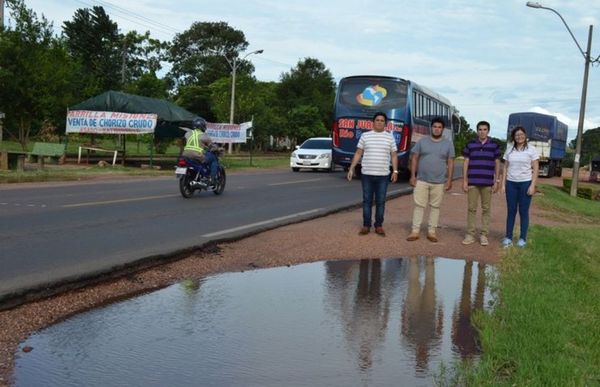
left=407, top=117, right=455, bottom=242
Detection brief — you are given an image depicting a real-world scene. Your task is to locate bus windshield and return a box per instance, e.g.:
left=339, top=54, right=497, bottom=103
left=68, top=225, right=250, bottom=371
left=338, top=77, right=408, bottom=110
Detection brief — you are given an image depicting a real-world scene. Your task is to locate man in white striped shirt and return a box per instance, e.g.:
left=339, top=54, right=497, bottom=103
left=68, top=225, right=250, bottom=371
left=347, top=112, right=398, bottom=236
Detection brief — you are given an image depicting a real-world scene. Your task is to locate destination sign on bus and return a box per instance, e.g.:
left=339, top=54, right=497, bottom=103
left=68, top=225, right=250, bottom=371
left=337, top=118, right=403, bottom=139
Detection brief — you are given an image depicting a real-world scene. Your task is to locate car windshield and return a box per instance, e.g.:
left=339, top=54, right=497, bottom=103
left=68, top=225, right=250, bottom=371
left=300, top=139, right=331, bottom=150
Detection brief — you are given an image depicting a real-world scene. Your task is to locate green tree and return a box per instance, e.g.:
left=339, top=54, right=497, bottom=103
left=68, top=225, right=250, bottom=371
left=570, top=127, right=600, bottom=163
left=121, top=30, right=168, bottom=85
left=277, top=57, right=335, bottom=129
left=287, top=105, right=327, bottom=144
left=167, top=21, right=251, bottom=87
left=453, top=116, right=475, bottom=155
left=175, top=85, right=215, bottom=121
left=124, top=71, right=169, bottom=99
left=0, top=0, right=80, bottom=147
left=208, top=76, right=285, bottom=149
left=62, top=6, right=122, bottom=95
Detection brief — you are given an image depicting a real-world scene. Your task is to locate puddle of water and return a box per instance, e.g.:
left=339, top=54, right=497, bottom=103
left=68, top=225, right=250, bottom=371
left=14, top=257, right=490, bottom=387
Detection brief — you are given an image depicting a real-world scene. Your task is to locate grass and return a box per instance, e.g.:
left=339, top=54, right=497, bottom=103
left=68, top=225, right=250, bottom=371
left=0, top=165, right=171, bottom=184
left=220, top=155, right=289, bottom=170
left=0, top=153, right=290, bottom=184
left=536, top=184, right=600, bottom=223
left=453, top=184, right=600, bottom=386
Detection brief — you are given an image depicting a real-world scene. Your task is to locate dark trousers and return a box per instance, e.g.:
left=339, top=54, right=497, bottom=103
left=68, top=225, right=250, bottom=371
left=361, top=174, right=389, bottom=227
left=505, top=180, right=532, bottom=241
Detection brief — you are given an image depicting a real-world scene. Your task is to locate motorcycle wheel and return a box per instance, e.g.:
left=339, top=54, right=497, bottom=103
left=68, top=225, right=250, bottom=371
left=179, top=174, right=195, bottom=198
left=213, top=166, right=226, bottom=195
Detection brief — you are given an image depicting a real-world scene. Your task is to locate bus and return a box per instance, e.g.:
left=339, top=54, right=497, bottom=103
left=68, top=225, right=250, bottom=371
left=331, top=75, right=461, bottom=177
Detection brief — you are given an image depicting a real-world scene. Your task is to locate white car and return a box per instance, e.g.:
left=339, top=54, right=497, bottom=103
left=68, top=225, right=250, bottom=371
left=290, top=137, right=334, bottom=172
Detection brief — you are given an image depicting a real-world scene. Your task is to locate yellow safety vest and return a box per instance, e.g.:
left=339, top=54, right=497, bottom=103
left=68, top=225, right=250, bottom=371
left=184, top=130, right=205, bottom=153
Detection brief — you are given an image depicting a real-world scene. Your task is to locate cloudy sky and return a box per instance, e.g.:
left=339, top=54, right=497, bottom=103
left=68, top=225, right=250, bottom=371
left=8, top=0, right=600, bottom=140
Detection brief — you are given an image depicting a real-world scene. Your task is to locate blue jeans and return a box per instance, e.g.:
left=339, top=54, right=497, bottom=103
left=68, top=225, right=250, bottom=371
left=505, top=180, right=532, bottom=241
left=361, top=174, right=389, bottom=227
left=204, top=151, right=218, bottom=180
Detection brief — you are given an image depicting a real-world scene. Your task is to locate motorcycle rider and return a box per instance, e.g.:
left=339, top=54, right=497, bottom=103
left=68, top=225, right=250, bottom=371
left=182, top=117, right=218, bottom=186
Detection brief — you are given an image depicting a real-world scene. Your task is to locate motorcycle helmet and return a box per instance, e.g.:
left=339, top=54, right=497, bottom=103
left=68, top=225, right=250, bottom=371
left=192, top=117, right=207, bottom=132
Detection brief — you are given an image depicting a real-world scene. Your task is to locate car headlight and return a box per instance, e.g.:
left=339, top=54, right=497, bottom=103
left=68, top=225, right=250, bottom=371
left=317, top=153, right=330, bottom=159
left=291, top=152, right=297, bottom=158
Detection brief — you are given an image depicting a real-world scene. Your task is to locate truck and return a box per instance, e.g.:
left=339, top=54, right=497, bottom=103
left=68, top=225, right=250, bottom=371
left=507, top=112, right=568, bottom=177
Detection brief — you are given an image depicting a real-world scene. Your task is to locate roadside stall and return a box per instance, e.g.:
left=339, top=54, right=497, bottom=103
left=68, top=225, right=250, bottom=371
left=67, top=91, right=198, bottom=166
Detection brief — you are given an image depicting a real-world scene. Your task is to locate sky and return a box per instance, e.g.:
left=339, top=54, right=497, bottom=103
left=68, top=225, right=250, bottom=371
left=6, top=0, right=600, bottom=140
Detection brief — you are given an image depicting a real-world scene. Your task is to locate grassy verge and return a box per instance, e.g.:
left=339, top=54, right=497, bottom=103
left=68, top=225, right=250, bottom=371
left=0, top=155, right=290, bottom=184
left=220, top=155, right=289, bottom=170
left=455, top=185, right=600, bottom=385
left=536, top=184, right=600, bottom=222
left=0, top=165, right=171, bottom=184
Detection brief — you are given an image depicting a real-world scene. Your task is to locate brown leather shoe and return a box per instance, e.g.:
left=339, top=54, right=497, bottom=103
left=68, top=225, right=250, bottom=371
left=375, top=227, right=386, bottom=236
left=427, top=233, right=438, bottom=243
left=406, top=232, right=420, bottom=241
left=358, top=227, right=370, bottom=235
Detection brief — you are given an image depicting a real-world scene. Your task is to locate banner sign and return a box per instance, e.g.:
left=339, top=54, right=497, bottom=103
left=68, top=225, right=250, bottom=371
left=206, top=121, right=253, bottom=143
left=66, top=110, right=158, bottom=134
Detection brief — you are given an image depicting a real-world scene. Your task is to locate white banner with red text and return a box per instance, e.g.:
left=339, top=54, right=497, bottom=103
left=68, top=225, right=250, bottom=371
left=206, top=121, right=253, bottom=143
left=66, top=110, right=158, bottom=134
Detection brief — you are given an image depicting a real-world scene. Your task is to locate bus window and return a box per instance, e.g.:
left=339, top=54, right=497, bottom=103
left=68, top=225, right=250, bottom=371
left=338, top=78, right=408, bottom=109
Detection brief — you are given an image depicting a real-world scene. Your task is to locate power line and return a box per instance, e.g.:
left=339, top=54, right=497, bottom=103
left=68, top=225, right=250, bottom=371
left=71, top=0, right=177, bottom=37
left=89, top=0, right=180, bottom=34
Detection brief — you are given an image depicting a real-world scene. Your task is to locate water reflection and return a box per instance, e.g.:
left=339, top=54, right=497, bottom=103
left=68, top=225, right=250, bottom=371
left=401, top=257, right=443, bottom=373
left=15, top=258, right=490, bottom=387
left=451, top=262, right=486, bottom=359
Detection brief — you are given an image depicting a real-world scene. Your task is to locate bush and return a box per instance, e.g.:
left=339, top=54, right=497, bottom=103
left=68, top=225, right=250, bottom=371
left=562, top=178, right=600, bottom=200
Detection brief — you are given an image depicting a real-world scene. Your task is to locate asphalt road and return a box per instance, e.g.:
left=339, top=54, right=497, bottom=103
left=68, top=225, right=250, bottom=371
left=0, top=169, right=414, bottom=306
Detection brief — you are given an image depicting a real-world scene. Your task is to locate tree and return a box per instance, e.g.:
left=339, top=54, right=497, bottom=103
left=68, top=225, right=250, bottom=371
left=0, top=0, right=80, bottom=147
left=287, top=105, right=327, bottom=144
left=167, top=21, right=251, bottom=87
left=208, top=76, right=284, bottom=148
left=570, top=127, right=600, bottom=164
left=175, top=85, right=215, bottom=122
left=124, top=71, right=169, bottom=99
left=277, top=58, right=335, bottom=129
left=62, top=6, right=122, bottom=95
left=121, top=30, right=168, bottom=84
left=453, top=116, right=475, bottom=155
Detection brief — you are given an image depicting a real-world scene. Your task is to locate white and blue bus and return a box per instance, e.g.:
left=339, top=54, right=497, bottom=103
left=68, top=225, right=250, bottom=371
left=331, top=75, right=460, bottom=177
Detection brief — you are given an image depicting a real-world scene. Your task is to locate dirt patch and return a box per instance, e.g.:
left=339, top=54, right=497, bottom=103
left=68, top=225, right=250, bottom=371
left=0, top=181, right=574, bottom=386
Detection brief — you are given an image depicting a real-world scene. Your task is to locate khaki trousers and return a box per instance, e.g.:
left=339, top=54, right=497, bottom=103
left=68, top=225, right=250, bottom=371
left=411, top=180, right=445, bottom=234
left=467, top=185, right=492, bottom=237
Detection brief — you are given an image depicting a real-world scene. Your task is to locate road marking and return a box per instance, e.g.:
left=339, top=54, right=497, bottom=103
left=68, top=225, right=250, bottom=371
left=268, top=178, right=322, bottom=186
left=202, top=208, right=323, bottom=237
left=62, top=194, right=178, bottom=208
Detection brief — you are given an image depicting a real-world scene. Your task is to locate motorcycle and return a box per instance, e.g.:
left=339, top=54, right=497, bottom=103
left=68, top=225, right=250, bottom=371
left=175, top=151, right=226, bottom=198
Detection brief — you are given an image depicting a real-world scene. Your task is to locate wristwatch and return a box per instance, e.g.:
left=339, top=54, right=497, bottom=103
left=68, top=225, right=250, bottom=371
left=393, top=170, right=398, bottom=174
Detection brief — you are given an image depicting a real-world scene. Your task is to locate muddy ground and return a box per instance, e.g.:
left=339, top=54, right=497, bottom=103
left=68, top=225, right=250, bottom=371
left=0, top=176, right=571, bottom=386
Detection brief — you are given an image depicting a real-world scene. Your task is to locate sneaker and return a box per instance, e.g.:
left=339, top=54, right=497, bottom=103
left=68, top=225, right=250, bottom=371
left=516, top=239, right=527, bottom=248
left=480, top=235, right=489, bottom=246
left=462, top=235, right=476, bottom=245
left=358, top=227, right=370, bottom=235
left=375, top=227, right=386, bottom=237
left=406, top=232, right=420, bottom=241
left=501, top=238, right=513, bottom=248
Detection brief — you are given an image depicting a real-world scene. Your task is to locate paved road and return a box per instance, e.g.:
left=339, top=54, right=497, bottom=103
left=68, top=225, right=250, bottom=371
left=0, top=169, right=413, bottom=305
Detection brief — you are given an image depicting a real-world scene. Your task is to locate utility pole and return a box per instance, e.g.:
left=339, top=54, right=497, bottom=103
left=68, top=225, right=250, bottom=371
left=570, top=26, right=592, bottom=197
left=526, top=2, right=596, bottom=197
left=0, top=0, right=4, bottom=29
